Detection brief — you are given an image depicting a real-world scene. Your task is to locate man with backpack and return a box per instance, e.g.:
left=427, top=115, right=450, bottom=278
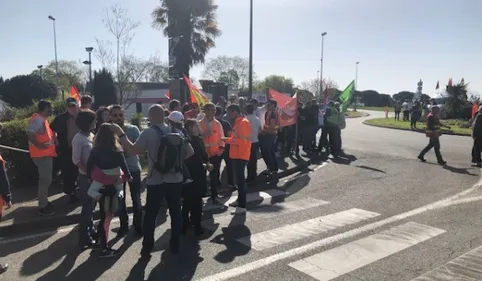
left=113, top=104, right=194, bottom=258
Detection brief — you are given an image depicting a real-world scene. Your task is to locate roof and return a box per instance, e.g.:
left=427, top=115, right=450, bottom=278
left=134, top=83, right=170, bottom=91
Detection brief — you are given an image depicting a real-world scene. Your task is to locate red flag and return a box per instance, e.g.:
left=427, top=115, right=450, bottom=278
left=435, top=81, right=439, bottom=90
left=71, top=86, right=81, bottom=102
left=472, top=102, right=478, bottom=119
left=267, top=88, right=298, bottom=127
left=448, top=78, right=453, bottom=86
left=165, top=90, right=171, bottom=99
left=183, top=75, right=209, bottom=105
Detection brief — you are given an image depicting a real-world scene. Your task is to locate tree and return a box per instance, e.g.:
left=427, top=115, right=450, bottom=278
left=298, top=78, right=338, bottom=96
left=31, top=60, right=84, bottom=92
left=257, top=75, right=295, bottom=94
left=96, top=5, right=165, bottom=105
left=92, top=68, right=117, bottom=106
left=393, top=91, right=415, bottom=102
left=0, top=75, right=57, bottom=107
left=101, top=4, right=140, bottom=84
left=445, top=82, right=468, bottom=119
left=152, top=0, right=222, bottom=77
left=202, top=56, right=251, bottom=89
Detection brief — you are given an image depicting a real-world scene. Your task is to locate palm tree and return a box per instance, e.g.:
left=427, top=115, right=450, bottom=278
left=152, top=0, right=221, bottom=77
left=445, top=82, right=468, bottom=119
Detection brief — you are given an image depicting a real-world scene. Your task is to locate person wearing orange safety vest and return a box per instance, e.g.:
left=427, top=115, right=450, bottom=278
left=259, top=100, right=280, bottom=178
left=223, top=104, right=252, bottom=215
left=418, top=106, right=447, bottom=165
left=199, top=103, right=225, bottom=204
left=26, top=100, right=57, bottom=216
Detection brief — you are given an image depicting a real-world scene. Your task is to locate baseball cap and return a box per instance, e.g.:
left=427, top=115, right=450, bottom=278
left=66, top=97, right=78, bottom=105
left=168, top=111, right=184, bottom=124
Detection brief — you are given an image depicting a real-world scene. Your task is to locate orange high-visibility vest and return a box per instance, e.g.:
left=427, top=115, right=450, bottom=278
left=226, top=116, right=251, bottom=161
left=28, top=113, right=57, bottom=158
left=199, top=118, right=224, bottom=158
left=263, top=110, right=280, bottom=134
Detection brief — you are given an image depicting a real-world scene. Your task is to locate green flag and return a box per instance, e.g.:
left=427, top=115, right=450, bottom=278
left=339, top=80, right=355, bottom=112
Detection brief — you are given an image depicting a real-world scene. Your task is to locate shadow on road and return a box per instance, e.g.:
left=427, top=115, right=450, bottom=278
left=356, top=165, right=386, bottom=174
left=211, top=214, right=251, bottom=264
left=442, top=164, right=478, bottom=176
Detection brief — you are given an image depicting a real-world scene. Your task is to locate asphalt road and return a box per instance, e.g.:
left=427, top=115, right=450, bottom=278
left=1, top=110, right=481, bottom=281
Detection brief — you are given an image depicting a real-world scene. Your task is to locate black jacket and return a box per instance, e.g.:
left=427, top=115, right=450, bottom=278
left=50, top=112, right=74, bottom=152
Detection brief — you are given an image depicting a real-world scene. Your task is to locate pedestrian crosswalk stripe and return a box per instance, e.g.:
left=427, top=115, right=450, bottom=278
left=203, top=198, right=329, bottom=230
left=411, top=245, right=482, bottom=280
left=202, top=189, right=288, bottom=211
left=289, top=222, right=445, bottom=281
left=236, top=208, right=380, bottom=251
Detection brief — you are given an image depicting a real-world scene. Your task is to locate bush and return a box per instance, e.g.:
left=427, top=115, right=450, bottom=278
left=0, top=118, right=37, bottom=184
left=130, top=113, right=143, bottom=130
left=0, top=99, right=66, bottom=122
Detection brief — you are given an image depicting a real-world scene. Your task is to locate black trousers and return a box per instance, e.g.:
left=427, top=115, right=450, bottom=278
left=60, top=148, right=78, bottom=195
left=223, top=145, right=234, bottom=186
left=182, top=183, right=203, bottom=228
left=142, top=183, right=182, bottom=255
left=247, top=142, right=259, bottom=182
left=395, top=111, right=401, bottom=121
left=472, top=140, right=477, bottom=163
left=318, top=126, right=329, bottom=152
left=208, top=155, right=223, bottom=198
left=419, top=137, right=443, bottom=162
left=474, top=138, right=482, bottom=163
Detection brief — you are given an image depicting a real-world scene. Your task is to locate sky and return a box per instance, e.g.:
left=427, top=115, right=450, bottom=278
left=0, top=0, right=481, bottom=97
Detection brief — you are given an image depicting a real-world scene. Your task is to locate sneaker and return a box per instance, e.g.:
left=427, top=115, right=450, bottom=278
left=438, top=160, right=447, bottom=165
left=231, top=207, right=247, bottom=215
left=0, top=263, right=8, bottom=274
left=417, top=156, right=426, bottom=162
left=39, top=206, right=55, bottom=216
left=99, top=249, right=118, bottom=259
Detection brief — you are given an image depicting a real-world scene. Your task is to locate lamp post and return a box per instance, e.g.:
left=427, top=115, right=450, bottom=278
left=37, top=65, right=44, bottom=81
left=48, top=15, right=59, bottom=92
left=354, top=61, right=360, bottom=111
left=83, top=47, right=94, bottom=95
left=317, top=70, right=320, bottom=96
left=248, top=0, right=254, bottom=97
left=319, top=32, right=327, bottom=99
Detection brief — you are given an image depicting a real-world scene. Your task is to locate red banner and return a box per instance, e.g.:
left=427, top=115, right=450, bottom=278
left=267, top=89, right=298, bottom=127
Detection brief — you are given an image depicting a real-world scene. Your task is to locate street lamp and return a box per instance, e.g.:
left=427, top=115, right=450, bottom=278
left=354, top=61, right=360, bottom=111
left=248, top=0, right=254, bottom=97
left=317, top=70, right=320, bottom=95
left=48, top=15, right=59, bottom=92
left=37, top=65, right=43, bottom=80
left=83, top=47, right=94, bottom=96
left=319, top=32, right=327, bottom=99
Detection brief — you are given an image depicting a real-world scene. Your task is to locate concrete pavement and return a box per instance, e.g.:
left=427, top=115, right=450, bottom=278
left=1, top=111, right=481, bottom=281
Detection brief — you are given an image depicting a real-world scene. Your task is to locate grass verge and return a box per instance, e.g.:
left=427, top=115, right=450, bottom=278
left=345, top=110, right=365, bottom=118
left=364, top=118, right=472, bottom=136
left=349, top=106, right=386, bottom=112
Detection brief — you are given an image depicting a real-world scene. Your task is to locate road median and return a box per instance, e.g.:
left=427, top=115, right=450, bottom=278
left=363, top=117, right=471, bottom=136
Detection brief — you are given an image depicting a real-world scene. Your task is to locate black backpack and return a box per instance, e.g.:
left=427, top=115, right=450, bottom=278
left=151, top=126, right=185, bottom=174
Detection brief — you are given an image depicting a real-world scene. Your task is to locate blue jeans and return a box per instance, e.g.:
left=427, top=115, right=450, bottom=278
left=142, top=183, right=182, bottom=254
left=118, top=171, right=143, bottom=233
left=78, top=174, right=96, bottom=246
left=233, top=159, right=247, bottom=208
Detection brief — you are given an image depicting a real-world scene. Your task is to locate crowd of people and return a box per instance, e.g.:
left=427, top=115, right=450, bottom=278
left=0, top=93, right=349, bottom=271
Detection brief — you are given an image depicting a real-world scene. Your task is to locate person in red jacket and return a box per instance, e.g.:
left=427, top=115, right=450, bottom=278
left=0, top=123, right=12, bottom=274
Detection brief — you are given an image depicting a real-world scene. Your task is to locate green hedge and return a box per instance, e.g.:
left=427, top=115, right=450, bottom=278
left=0, top=118, right=38, bottom=184
left=0, top=99, right=66, bottom=122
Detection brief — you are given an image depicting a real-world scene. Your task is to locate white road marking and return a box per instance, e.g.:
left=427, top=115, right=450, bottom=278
left=236, top=208, right=379, bottom=251
left=203, top=198, right=330, bottom=230
left=411, top=244, right=482, bottom=280
left=203, top=189, right=288, bottom=211
left=197, top=183, right=481, bottom=281
left=289, top=222, right=445, bottom=281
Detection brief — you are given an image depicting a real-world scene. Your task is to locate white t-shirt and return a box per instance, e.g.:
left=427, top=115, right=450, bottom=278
left=246, top=114, right=261, bottom=143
